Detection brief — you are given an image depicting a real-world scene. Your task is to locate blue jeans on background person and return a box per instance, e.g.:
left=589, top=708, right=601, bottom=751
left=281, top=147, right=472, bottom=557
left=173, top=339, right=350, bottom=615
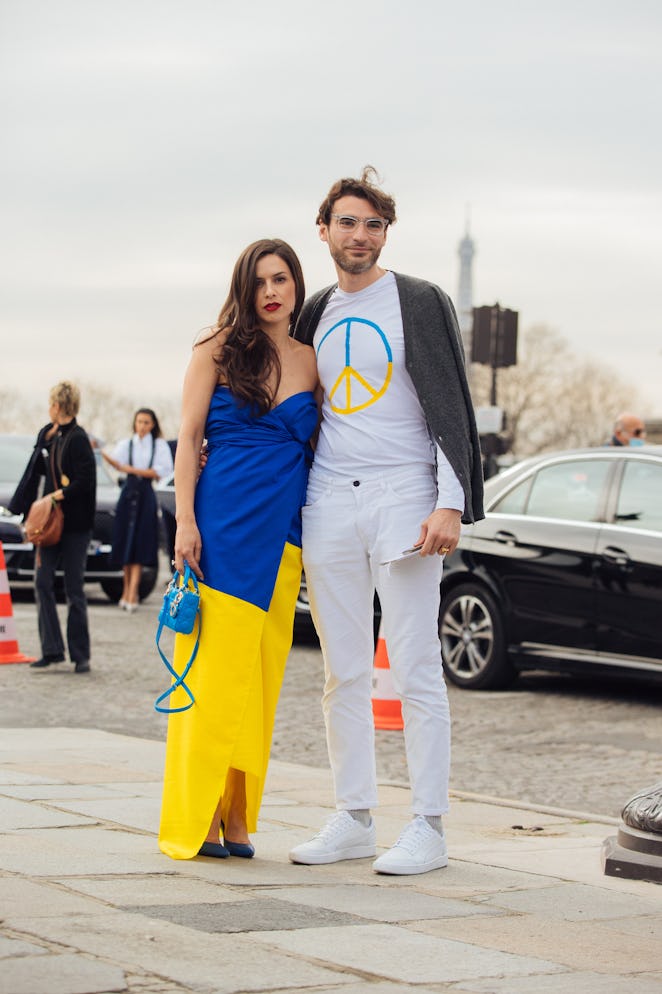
left=35, top=530, right=91, bottom=664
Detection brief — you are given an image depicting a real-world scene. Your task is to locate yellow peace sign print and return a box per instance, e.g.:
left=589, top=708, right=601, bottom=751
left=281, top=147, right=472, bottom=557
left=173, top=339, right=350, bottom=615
left=317, top=317, right=393, bottom=415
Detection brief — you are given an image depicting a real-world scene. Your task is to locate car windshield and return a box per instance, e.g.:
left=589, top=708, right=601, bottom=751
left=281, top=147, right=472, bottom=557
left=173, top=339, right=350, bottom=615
left=0, top=434, right=115, bottom=488
left=0, top=436, right=35, bottom=485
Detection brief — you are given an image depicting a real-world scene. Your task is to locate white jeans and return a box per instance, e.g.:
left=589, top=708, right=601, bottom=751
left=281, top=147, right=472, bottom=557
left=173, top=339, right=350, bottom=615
left=302, top=466, right=450, bottom=816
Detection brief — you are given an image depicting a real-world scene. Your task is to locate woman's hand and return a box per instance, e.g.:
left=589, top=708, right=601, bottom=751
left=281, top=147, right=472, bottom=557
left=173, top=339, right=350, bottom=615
left=174, top=520, right=204, bottom=580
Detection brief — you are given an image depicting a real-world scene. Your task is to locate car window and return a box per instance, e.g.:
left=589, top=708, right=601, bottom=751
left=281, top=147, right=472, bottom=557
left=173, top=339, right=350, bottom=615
left=615, top=459, right=662, bottom=532
left=0, top=437, right=34, bottom=484
left=94, top=451, right=116, bottom=487
left=524, top=459, right=610, bottom=522
left=491, top=477, right=531, bottom=515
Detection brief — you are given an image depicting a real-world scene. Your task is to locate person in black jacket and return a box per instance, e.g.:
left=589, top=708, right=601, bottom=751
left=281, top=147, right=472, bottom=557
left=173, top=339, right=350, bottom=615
left=10, top=382, right=96, bottom=673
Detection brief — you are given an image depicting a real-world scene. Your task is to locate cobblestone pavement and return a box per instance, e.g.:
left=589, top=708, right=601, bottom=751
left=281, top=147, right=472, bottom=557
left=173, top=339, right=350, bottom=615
left=2, top=581, right=661, bottom=819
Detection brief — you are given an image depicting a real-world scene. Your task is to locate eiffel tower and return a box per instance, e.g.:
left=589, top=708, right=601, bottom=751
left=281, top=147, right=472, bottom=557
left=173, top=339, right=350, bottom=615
left=457, top=208, right=476, bottom=367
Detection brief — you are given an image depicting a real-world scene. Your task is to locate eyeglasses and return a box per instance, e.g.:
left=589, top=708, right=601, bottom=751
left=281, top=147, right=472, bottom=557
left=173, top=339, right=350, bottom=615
left=633, top=428, right=645, bottom=437
left=331, top=214, right=388, bottom=235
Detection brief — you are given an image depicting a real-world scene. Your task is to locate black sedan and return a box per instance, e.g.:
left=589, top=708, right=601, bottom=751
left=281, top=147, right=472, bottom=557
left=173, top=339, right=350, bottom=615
left=0, top=434, right=158, bottom=603
left=440, top=445, right=662, bottom=689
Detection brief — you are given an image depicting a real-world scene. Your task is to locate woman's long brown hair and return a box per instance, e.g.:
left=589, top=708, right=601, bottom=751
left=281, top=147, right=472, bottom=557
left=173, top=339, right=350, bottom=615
left=205, top=239, right=305, bottom=415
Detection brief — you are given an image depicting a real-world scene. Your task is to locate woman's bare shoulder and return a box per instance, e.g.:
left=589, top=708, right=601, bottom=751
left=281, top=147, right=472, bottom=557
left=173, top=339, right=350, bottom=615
left=299, top=343, right=319, bottom=391
left=193, top=326, right=227, bottom=352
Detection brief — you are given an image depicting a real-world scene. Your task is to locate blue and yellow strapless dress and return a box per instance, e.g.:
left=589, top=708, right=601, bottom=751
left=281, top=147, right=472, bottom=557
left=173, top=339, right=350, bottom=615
left=159, top=386, right=317, bottom=859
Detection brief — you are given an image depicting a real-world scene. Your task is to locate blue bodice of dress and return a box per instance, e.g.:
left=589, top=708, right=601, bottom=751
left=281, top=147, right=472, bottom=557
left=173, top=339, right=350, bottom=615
left=194, top=386, right=317, bottom=611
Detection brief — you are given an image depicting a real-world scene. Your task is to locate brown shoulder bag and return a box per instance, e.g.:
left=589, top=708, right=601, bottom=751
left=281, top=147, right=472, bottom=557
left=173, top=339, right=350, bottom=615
left=23, top=438, right=65, bottom=547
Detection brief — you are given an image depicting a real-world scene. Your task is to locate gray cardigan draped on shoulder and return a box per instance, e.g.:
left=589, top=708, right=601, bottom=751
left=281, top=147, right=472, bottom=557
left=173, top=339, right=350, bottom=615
left=293, top=271, right=484, bottom=524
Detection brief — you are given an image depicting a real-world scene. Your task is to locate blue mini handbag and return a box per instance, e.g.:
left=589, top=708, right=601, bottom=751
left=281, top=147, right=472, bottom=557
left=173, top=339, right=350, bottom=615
left=154, top=563, right=201, bottom=714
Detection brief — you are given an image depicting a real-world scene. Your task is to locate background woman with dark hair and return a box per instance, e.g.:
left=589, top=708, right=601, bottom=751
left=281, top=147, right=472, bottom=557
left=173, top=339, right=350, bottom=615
left=102, top=408, right=173, bottom=611
left=159, top=238, right=318, bottom=862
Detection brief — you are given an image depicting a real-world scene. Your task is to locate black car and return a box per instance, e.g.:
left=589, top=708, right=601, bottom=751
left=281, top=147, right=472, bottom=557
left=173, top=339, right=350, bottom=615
left=440, top=446, right=662, bottom=689
left=0, top=434, right=158, bottom=602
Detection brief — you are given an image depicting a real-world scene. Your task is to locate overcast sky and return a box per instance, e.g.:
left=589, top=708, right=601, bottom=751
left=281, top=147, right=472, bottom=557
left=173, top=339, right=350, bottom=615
left=2, top=0, right=661, bottom=425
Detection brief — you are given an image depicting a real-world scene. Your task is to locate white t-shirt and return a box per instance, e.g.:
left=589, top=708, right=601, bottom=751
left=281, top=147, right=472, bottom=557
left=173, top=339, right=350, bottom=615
left=113, top=434, right=173, bottom=482
left=312, top=272, right=464, bottom=511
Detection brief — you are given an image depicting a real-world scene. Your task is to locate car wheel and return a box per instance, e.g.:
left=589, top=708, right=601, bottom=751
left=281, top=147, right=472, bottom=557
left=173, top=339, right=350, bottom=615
left=100, top=578, right=122, bottom=603
left=100, top=566, right=158, bottom=604
left=439, top=583, right=515, bottom=689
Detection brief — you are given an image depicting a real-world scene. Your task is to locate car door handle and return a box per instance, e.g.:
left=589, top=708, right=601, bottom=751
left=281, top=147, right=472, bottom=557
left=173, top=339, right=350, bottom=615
left=494, top=530, right=517, bottom=546
left=601, top=546, right=630, bottom=567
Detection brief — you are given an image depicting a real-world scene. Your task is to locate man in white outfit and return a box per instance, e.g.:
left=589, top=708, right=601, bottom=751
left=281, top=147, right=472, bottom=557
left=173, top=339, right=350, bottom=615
left=289, top=167, right=484, bottom=875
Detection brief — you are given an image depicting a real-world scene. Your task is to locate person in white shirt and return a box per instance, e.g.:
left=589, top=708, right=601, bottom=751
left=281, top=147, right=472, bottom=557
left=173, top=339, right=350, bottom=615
left=103, top=408, right=173, bottom=611
left=289, top=167, right=484, bottom=876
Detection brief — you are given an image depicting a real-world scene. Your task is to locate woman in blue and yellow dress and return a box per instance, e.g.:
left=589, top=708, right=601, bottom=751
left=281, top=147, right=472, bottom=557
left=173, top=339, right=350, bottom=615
left=158, top=239, right=318, bottom=861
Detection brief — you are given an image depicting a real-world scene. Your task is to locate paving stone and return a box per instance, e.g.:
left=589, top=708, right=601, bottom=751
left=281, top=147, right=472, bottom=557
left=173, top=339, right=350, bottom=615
left=61, top=873, right=253, bottom=906
left=0, top=827, right=167, bottom=877
left=52, top=795, right=160, bottom=833
left=266, top=803, right=347, bottom=832
left=127, top=897, right=364, bottom=933
left=161, top=852, right=337, bottom=887
left=0, top=770, right=65, bottom=786
left=0, top=953, right=125, bottom=994
left=409, top=912, right=662, bottom=973
left=2, top=725, right=660, bottom=994
left=600, top=916, right=662, bottom=941
left=267, top=883, right=500, bottom=922
left=252, top=922, right=565, bottom=984
left=0, top=876, right=109, bottom=918
left=0, top=783, right=151, bottom=801
left=0, top=936, right=47, bottom=959
left=394, top=860, right=559, bottom=899
left=5, top=910, right=350, bottom=992
left=260, top=986, right=437, bottom=994
left=458, top=973, right=662, bottom=993
left=452, top=834, right=652, bottom=891
left=482, top=880, right=662, bottom=921
left=0, top=797, right=96, bottom=831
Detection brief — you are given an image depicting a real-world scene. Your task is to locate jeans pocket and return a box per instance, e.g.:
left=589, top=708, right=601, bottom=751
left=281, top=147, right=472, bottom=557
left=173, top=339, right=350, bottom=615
left=303, top=482, right=332, bottom=510
left=385, top=474, right=436, bottom=503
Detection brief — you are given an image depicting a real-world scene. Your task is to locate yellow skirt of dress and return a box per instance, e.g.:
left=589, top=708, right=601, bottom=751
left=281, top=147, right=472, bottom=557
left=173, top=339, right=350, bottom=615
left=158, top=541, right=302, bottom=859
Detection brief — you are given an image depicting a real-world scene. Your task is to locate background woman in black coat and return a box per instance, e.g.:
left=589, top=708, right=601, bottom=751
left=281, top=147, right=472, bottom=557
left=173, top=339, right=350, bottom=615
left=10, top=381, right=96, bottom=673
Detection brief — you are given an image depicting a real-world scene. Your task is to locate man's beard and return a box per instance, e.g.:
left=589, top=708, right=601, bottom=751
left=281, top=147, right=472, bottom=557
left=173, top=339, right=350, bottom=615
left=330, top=243, right=382, bottom=275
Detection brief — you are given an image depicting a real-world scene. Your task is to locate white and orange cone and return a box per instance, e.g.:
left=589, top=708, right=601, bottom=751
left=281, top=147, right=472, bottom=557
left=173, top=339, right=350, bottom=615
left=371, top=621, right=403, bottom=731
left=0, top=541, right=36, bottom=664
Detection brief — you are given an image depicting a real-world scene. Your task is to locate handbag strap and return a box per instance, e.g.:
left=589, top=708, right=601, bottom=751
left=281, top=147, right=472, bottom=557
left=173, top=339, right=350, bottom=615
left=153, top=562, right=201, bottom=714
left=49, top=440, right=60, bottom=490
left=50, top=428, right=74, bottom=490
left=154, top=609, right=201, bottom=714
left=128, top=435, right=155, bottom=469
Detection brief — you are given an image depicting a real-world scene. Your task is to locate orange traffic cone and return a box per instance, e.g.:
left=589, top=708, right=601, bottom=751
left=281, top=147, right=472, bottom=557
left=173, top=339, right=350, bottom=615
left=371, top=621, right=403, bottom=730
left=0, top=541, right=36, bottom=664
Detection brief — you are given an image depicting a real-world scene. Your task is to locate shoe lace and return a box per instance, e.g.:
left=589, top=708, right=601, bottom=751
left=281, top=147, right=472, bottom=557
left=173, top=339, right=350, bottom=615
left=393, top=817, right=431, bottom=854
left=314, top=812, right=354, bottom=843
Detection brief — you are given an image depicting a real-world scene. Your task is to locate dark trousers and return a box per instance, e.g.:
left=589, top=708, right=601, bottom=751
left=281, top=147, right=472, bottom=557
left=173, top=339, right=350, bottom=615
left=35, top=530, right=91, bottom=663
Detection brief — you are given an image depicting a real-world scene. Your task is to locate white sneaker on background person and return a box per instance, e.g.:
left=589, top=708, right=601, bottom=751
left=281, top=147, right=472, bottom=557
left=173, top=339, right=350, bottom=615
left=372, top=816, right=448, bottom=875
left=289, top=811, right=376, bottom=865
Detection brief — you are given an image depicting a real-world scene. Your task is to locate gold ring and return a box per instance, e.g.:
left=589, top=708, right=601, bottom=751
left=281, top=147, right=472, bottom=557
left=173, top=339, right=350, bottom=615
left=440, top=546, right=451, bottom=554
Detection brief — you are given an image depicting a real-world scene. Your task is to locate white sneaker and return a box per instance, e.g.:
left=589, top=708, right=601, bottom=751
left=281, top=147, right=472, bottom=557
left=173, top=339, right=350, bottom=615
left=289, top=811, right=376, bottom=865
left=373, top=816, right=448, bottom=875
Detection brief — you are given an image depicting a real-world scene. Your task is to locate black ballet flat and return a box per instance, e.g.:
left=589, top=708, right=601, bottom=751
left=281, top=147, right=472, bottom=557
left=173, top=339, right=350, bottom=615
left=198, top=841, right=229, bottom=859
